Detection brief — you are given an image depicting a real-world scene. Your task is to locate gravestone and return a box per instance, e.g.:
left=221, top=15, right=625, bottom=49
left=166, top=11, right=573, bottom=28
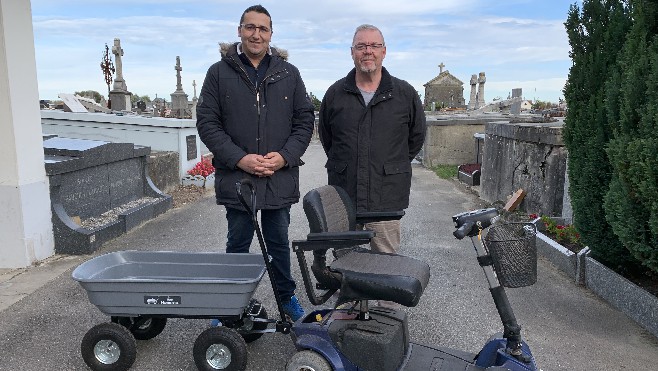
left=109, top=38, right=132, bottom=111
left=44, top=136, right=172, bottom=254
left=58, top=93, right=88, bottom=112
left=170, top=56, right=189, bottom=118
left=191, top=79, right=198, bottom=120
left=510, top=88, right=522, bottom=115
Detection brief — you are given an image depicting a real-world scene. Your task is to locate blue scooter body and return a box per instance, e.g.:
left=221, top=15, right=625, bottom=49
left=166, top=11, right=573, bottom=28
left=291, top=308, right=538, bottom=371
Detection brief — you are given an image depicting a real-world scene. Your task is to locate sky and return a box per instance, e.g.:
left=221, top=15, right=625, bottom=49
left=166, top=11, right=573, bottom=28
left=31, top=0, right=579, bottom=104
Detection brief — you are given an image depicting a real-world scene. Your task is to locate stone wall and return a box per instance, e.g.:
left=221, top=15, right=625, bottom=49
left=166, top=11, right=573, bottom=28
left=422, top=114, right=510, bottom=167
left=480, top=121, right=567, bottom=216
left=147, top=151, right=180, bottom=193
left=425, top=86, right=466, bottom=109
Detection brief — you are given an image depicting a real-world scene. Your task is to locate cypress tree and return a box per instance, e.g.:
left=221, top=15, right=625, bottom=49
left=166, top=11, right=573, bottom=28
left=563, top=0, right=633, bottom=269
left=604, top=0, right=658, bottom=273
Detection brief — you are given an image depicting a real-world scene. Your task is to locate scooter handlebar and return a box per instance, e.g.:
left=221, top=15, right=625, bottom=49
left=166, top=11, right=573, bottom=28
left=453, top=222, right=475, bottom=240
left=452, top=208, right=499, bottom=239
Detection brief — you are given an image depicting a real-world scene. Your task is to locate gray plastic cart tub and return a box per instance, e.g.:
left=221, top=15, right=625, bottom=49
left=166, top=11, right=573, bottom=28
left=72, top=250, right=266, bottom=317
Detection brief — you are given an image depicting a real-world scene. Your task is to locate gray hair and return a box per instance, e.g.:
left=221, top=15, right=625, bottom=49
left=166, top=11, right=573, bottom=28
left=352, top=24, right=385, bottom=45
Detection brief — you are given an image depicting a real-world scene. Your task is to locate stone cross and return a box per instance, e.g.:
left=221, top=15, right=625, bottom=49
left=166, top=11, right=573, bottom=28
left=111, top=38, right=124, bottom=81
left=192, top=79, right=197, bottom=99
left=477, top=72, right=486, bottom=107
left=175, top=56, right=183, bottom=91
left=439, top=62, right=445, bottom=73
left=468, top=74, right=478, bottom=110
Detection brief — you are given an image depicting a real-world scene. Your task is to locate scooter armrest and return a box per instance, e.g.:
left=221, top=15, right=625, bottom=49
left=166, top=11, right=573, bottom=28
left=292, top=231, right=374, bottom=252
left=356, top=211, right=405, bottom=224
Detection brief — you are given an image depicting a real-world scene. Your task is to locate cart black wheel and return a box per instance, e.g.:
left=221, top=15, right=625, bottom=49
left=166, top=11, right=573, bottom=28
left=237, top=306, right=268, bottom=343
left=112, top=316, right=167, bottom=340
left=81, top=322, right=137, bottom=371
left=286, top=350, right=332, bottom=371
left=193, top=327, right=248, bottom=371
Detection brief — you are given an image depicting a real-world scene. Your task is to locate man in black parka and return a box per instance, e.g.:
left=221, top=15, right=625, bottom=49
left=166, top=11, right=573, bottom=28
left=319, top=24, right=426, bottom=254
left=196, top=5, right=314, bottom=321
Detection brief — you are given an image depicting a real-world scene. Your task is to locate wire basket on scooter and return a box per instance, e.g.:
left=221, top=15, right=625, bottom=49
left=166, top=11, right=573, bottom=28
left=484, top=223, right=537, bottom=288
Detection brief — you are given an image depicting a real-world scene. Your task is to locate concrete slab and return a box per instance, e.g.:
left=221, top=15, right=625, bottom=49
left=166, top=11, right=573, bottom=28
left=0, top=254, right=85, bottom=312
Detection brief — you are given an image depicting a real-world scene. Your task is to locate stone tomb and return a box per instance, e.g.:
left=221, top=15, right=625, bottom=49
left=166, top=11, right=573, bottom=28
left=479, top=120, right=567, bottom=216
left=44, top=136, right=172, bottom=254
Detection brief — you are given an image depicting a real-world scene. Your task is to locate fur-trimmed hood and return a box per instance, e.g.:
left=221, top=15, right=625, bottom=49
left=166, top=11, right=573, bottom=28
left=218, top=42, right=288, bottom=61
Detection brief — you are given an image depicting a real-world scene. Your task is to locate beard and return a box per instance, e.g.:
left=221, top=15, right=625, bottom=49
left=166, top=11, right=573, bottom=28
left=358, top=65, right=376, bottom=73
left=357, top=59, right=378, bottom=73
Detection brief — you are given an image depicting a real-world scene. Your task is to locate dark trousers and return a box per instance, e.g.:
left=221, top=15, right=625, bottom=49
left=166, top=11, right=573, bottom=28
left=225, top=206, right=295, bottom=301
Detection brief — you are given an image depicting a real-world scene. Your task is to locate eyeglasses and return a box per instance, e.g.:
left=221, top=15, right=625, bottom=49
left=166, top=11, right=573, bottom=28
left=241, top=23, right=272, bottom=34
left=352, top=43, right=385, bottom=51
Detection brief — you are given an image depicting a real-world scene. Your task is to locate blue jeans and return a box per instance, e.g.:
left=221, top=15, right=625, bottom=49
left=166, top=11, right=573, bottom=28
left=225, top=206, right=296, bottom=301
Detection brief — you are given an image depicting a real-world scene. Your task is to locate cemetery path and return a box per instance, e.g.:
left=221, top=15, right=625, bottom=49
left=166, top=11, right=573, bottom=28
left=0, top=141, right=657, bottom=371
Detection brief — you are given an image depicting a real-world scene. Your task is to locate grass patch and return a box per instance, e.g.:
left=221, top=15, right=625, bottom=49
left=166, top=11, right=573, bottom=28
left=431, top=164, right=458, bottom=179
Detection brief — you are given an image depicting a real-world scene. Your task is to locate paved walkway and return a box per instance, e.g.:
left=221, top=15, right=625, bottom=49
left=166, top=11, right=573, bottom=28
left=0, top=141, right=657, bottom=371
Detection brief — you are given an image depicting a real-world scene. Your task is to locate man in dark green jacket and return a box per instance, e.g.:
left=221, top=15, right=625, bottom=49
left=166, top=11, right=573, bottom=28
left=196, top=5, right=314, bottom=321
left=319, top=24, right=426, bottom=254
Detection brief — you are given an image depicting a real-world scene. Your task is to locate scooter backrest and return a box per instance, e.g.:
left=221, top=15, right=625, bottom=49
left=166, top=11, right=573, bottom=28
left=303, top=185, right=357, bottom=233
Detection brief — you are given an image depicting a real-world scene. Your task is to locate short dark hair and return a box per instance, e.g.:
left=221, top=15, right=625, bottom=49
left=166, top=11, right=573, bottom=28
left=240, top=5, right=272, bottom=29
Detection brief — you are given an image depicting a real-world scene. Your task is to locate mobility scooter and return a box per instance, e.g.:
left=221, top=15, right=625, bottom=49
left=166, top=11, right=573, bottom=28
left=286, top=184, right=538, bottom=371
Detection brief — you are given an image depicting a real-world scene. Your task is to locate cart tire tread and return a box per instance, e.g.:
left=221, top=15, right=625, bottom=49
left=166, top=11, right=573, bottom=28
left=193, top=327, right=248, bottom=371
left=112, top=316, right=167, bottom=340
left=81, top=322, right=137, bottom=371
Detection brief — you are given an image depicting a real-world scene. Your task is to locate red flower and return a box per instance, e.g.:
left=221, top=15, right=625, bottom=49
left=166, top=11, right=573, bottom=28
left=187, top=157, right=215, bottom=177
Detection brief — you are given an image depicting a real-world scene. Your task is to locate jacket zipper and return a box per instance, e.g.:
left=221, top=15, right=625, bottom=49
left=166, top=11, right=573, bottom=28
left=229, top=55, right=288, bottom=152
left=255, top=68, right=286, bottom=118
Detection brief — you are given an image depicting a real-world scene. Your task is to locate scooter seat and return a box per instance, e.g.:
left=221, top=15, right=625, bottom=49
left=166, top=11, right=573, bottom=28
left=330, top=249, right=430, bottom=307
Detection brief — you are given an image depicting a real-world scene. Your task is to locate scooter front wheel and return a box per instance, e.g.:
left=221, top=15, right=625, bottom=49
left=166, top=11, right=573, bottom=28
left=286, top=350, right=332, bottom=371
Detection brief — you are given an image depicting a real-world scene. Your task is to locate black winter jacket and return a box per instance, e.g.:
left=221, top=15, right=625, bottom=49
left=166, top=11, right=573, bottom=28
left=196, top=43, right=315, bottom=210
left=319, top=67, right=426, bottom=212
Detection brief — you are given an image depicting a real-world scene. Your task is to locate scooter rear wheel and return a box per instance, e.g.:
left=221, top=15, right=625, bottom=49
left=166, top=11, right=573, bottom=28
left=286, top=350, right=332, bottom=371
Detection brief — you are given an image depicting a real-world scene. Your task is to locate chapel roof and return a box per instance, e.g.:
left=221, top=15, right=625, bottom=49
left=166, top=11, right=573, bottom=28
left=424, top=70, right=464, bottom=87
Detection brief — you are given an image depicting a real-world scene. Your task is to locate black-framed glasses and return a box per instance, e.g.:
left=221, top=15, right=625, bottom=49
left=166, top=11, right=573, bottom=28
left=352, top=43, right=385, bottom=51
left=241, top=23, right=271, bottom=34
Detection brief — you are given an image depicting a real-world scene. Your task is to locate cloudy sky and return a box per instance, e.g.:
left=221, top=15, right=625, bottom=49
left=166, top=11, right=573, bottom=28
left=31, top=0, right=578, bottom=104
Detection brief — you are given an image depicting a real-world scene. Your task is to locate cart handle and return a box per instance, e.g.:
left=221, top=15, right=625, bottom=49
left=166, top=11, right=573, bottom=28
left=235, top=178, right=293, bottom=329
left=236, top=178, right=257, bottom=217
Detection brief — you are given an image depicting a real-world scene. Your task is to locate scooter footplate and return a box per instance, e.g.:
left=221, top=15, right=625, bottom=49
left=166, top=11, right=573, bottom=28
left=401, top=342, right=484, bottom=370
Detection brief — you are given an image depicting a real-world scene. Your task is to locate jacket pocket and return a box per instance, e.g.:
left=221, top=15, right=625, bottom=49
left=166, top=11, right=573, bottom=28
left=266, top=168, right=299, bottom=206
left=325, top=159, right=348, bottom=189
left=381, top=161, right=412, bottom=208
left=325, top=159, right=348, bottom=173
left=383, top=161, right=411, bottom=175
